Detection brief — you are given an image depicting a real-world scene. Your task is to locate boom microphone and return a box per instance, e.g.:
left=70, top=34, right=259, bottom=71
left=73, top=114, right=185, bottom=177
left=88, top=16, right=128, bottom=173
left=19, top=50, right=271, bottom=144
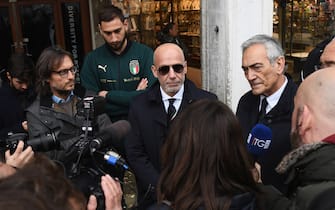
left=246, top=123, right=272, bottom=159
left=89, top=120, right=131, bottom=152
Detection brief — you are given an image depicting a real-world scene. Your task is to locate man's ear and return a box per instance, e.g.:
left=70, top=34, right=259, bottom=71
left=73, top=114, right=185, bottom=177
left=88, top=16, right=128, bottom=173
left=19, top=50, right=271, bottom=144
left=276, top=56, right=285, bottom=75
left=151, top=65, right=158, bottom=78
left=98, top=24, right=102, bottom=34
left=299, top=105, right=312, bottom=136
left=123, top=19, right=129, bottom=29
left=6, top=72, right=11, bottom=80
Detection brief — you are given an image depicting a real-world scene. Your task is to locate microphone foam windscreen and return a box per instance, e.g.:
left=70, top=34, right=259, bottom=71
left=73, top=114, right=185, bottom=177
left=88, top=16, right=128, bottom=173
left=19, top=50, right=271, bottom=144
left=247, top=123, right=272, bottom=157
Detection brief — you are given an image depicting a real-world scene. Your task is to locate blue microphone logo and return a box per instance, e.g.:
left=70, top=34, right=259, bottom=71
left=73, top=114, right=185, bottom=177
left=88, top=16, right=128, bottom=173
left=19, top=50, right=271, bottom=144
left=247, top=134, right=271, bottom=149
left=246, top=123, right=272, bottom=157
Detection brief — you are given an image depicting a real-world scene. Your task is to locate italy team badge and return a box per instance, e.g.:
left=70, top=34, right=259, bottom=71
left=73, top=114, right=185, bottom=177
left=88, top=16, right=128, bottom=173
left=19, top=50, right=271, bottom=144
left=129, top=60, right=140, bottom=75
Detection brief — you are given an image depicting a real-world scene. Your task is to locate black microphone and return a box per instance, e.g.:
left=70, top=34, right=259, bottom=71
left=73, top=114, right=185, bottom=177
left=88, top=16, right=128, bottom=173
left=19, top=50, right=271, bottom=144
left=246, top=123, right=272, bottom=159
left=89, top=120, right=131, bottom=152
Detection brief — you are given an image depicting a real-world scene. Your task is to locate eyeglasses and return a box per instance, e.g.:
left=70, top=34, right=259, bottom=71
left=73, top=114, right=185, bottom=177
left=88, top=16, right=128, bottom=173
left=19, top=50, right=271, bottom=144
left=157, top=64, right=185, bottom=75
left=52, top=66, right=77, bottom=78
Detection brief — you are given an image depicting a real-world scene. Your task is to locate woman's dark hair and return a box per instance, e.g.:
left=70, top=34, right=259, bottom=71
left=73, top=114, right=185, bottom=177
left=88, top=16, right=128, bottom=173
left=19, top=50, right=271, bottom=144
left=98, top=4, right=125, bottom=24
left=35, top=46, right=74, bottom=96
left=0, top=154, right=86, bottom=210
left=157, top=99, right=259, bottom=210
left=7, top=53, right=35, bottom=85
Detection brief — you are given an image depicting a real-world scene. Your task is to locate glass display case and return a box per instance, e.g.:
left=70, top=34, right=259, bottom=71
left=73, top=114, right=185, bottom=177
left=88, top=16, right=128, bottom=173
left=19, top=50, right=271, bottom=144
left=275, top=0, right=335, bottom=55
left=274, top=0, right=335, bottom=82
left=172, top=0, right=201, bottom=68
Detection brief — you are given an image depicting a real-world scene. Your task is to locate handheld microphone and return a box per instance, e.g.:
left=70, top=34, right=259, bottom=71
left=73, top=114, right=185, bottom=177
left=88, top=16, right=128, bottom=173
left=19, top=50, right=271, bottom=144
left=89, top=120, right=131, bottom=152
left=104, top=150, right=129, bottom=170
left=246, top=123, right=272, bottom=159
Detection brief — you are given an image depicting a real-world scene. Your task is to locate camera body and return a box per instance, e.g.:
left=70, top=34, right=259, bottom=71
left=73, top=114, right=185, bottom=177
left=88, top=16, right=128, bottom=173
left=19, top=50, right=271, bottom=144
left=73, top=96, right=123, bottom=210
left=3, top=96, right=120, bottom=210
left=5, top=131, right=59, bottom=154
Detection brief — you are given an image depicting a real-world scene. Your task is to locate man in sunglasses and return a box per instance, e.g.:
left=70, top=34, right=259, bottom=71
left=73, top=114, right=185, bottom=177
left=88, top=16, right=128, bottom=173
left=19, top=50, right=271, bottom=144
left=125, top=43, right=217, bottom=210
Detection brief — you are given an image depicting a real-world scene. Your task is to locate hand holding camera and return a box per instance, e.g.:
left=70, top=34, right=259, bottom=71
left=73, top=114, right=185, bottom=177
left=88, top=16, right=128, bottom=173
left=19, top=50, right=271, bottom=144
left=87, top=174, right=123, bottom=210
left=5, top=140, right=34, bottom=169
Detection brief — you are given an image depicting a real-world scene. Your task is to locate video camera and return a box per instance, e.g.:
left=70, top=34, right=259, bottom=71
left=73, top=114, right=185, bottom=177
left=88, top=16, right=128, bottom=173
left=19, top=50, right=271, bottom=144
left=2, top=96, right=130, bottom=210
left=2, top=130, right=59, bottom=154
left=70, top=96, right=130, bottom=210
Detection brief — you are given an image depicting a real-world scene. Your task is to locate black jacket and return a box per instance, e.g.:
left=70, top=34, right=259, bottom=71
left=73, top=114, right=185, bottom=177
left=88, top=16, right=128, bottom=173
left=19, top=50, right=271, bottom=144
left=0, top=82, right=36, bottom=140
left=236, top=77, right=297, bottom=193
left=125, top=79, right=217, bottom=209
left=269, top=137, right=335, bottom=210
left=26, top=85, right=111, bottom=163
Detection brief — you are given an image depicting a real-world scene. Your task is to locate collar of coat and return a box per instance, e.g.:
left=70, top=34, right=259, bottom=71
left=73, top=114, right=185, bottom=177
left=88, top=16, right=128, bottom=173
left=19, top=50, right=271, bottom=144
left=147, top=79, right=197, bottom=105
left=276, top=142, right=326, bottom=174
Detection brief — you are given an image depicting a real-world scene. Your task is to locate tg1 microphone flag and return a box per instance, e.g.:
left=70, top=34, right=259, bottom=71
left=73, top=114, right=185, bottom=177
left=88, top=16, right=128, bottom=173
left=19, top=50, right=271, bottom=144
left=246, top=123, right=272, bottom=158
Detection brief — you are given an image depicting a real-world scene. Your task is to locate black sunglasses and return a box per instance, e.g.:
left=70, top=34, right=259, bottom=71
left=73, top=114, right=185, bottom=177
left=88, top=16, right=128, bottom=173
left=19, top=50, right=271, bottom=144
left=157, top=64, right=184, bottom=75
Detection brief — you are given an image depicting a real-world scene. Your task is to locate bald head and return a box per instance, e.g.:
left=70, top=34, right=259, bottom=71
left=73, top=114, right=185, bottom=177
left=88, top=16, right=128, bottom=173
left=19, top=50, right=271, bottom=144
left=293, top=67, right=335, bottom=144
left=298, top=67, right=335, bottom=113
left=320, top=39, right=335, bottom=68
left=153, top=43, right=185, bottom=65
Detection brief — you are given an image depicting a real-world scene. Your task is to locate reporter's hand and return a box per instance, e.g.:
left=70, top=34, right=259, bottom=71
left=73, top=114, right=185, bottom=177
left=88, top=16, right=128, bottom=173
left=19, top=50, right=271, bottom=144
left=102, top=175, right=123, bottom=210
left=5, top=141, right=34, bottom=168
left=0, top=162, right=16, bottom=178
left=136, top=78, right=148, bottom=91
left=87, top=195, right=98, bottom=210
left=22, top=121, right=28, bottom=131
left=251, top=162, right=262, bottom=183
left=99, top=90, right=108, bottom=98
left=87, top=174, right=123, bottom=210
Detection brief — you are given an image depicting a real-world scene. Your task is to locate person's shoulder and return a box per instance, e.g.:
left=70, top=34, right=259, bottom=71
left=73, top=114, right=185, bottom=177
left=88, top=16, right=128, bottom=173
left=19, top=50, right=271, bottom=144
left=131, top=83, right=160, bottom=106
left=26, top=97, right=40, bottom=113
left=197, top=88, right=217, bottom=99
left=289, top=181, right=335, bottom=210
left=306, top=182, right=335, bottom=210
left=185, top=79, right=217, bottom=99
left=239, top=90, right=255, bottom=102
left=131, top=90, right=148, bottom=102
left=0, top=83, right=10, bottom=95
left=282, top=76, right=298, bottom=98
left=86, top=44, right=108, bottom=56
left=237, top=90, right=258, bottom=111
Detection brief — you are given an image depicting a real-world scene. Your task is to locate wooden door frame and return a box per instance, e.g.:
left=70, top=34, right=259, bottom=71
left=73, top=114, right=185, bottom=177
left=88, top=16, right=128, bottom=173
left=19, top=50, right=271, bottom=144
left=0, top=0, right=92, bottom=54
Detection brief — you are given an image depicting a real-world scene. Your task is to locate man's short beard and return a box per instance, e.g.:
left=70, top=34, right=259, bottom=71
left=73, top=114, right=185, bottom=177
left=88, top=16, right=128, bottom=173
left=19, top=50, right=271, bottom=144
left=109, top=33, right=127, bottom=51
left=54, top=89, right=72, bottom=97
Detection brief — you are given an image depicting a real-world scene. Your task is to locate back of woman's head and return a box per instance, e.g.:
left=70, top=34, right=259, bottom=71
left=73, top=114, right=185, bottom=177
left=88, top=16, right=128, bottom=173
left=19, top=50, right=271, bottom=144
left=158, top=99, right=258, bottom=210
left=0, top=154, right=86, bottom=210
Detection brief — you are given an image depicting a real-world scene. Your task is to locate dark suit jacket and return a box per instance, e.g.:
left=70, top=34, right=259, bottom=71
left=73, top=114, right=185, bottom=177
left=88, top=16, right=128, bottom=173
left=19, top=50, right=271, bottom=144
left=125, top=79, right=217, bottom=209
left=236, top=77, right=297, bottom=194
